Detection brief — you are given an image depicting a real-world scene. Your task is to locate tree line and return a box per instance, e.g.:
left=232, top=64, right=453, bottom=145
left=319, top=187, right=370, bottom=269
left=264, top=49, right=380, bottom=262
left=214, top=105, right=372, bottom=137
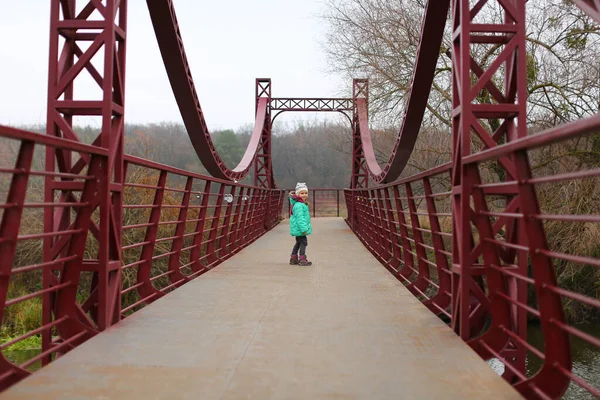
left=15, top=120, right=354, bottom=190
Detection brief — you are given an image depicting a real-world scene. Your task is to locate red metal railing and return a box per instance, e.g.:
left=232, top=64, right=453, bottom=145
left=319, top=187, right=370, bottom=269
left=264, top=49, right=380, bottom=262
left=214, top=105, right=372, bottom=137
left=346, top=116, right=600, bottom=399
left=283, top=189, right=346, bottom=218
left=345, top=163, right=452, bottom=315
left=0, top=125, right=284, bottom=389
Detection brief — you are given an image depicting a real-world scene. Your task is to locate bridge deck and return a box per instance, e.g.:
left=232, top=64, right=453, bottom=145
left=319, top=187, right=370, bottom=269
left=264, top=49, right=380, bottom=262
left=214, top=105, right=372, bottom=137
left=2, top=218, right=521, bottom=399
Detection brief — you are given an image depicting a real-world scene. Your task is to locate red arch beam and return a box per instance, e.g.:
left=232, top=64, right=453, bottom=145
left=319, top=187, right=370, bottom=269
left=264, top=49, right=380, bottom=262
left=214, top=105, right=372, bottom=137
left=355, top=0, right=451, bottom=183
left=146, top=0, right=267, bottom=181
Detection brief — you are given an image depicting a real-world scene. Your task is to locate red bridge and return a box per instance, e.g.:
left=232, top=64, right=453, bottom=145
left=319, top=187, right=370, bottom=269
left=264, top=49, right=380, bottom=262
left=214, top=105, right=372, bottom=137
left=0, top=1, right=599, bottom=399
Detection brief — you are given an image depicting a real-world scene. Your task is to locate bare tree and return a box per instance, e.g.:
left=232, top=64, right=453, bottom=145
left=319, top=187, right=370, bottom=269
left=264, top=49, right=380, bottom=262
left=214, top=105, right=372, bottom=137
left=322, top=0, right=600, bottom=130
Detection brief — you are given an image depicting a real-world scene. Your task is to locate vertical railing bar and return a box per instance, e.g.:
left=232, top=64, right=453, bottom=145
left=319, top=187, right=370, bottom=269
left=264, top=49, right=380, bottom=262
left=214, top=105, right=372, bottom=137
left=189, top=180, right=212, bottom=273
left=228, top=186, right=245, bottom=253
left=405, top=182, right=431, bottom=295
left=167, top=176, right=193, bottom=284
left=423, top=177, right=452, bottom=313
left=136, top=170, right=167, bottom=300
left=218, top=185, right=236, bottom=259
left=241, top=188, right=255, bottom=246
left=392, top=185, right=415, bottom=282
left=205, top=184, right=226, bottom=266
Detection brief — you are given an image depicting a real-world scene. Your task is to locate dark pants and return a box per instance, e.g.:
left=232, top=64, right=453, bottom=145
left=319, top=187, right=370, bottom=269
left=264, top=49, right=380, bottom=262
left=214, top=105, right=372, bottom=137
left=291, top=236, right=308, bottom=256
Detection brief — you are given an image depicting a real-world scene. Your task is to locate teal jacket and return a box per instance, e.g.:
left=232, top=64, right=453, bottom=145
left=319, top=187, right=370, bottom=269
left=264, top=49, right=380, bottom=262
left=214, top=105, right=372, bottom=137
left=289, top=193, right=312, bottom=236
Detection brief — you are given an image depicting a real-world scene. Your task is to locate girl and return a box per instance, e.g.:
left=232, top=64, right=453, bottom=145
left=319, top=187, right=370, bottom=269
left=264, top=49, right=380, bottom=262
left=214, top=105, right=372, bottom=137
left=289, top=182, right=312, bottom=266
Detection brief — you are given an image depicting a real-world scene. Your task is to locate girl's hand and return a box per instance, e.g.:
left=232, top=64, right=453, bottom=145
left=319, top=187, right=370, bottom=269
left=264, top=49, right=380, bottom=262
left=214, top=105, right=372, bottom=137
left=302, top=232, right=307, bottom=235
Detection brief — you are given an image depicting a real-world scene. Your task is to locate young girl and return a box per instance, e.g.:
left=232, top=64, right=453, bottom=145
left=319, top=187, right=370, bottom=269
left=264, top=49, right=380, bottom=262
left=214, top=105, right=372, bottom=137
left=289, top=182, right=312, bottom=266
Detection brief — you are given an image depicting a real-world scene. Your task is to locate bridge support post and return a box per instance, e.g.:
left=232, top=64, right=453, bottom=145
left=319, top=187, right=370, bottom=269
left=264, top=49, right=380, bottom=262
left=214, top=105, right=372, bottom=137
left=44, top=0, right=127, bottom=356
left=451, top=0, right=524, bottom=373
left=351, top=79, right=370, bottom=189
left=450, top=0, right=571, bottom=393
left=254, top=79, right=275, bottom=189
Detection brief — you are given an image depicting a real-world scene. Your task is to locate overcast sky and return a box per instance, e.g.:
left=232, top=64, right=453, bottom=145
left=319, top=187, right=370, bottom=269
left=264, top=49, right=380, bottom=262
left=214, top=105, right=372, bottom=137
left=0, top=1, right=347, bottom=131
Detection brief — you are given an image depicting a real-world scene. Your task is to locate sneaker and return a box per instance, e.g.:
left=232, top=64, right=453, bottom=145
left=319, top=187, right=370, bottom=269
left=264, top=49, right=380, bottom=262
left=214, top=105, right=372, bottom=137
left=298, top=256, right=312, bottom=266
left=289, top=254, right=299, bottom=265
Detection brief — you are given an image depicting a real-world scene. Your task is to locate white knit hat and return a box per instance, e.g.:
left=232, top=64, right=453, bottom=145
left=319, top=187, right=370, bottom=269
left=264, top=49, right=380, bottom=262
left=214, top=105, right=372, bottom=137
left=295, top=182, right=308, bottom=193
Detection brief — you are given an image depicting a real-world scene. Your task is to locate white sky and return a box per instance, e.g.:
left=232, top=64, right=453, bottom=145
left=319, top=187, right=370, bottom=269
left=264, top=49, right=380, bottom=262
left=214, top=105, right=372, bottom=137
left=0, top=1, right=347, bottom=131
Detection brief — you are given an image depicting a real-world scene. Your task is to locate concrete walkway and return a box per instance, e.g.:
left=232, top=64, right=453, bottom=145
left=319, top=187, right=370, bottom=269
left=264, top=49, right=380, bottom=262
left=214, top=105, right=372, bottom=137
left=2, top=218, right=522, bottom=399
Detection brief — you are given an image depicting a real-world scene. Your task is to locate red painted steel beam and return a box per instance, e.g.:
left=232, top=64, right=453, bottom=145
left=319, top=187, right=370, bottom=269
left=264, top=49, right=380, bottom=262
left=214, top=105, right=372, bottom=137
left=43, top=0, right=127, bottom=352
left=571, top=0, right=600, bottom=23
left=254, top=80, right=276, bottom=188
left=451, top=0, right=519, bottom=373
left=270, top=97, right=353, bottom=124
left=450, top=0, right=571, bottom=397
left=354, top=0, right=451, bottom=184
left=350, top=79, right=370, bottom=188
left=270, top=98, right=353, bottom=112
left=0, top=141, right=36, bottom=388
left=145, top=0, right=269, bottom=182
left=356, top=98, right=383, bottom=177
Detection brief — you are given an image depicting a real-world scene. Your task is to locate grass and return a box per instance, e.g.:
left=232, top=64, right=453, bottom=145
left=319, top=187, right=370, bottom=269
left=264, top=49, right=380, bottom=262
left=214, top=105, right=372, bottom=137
left=0, top=334, right=42, bottom=351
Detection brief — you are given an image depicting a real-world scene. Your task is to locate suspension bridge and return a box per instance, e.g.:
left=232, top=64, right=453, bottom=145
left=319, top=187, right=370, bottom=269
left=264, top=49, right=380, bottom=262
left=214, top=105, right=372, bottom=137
left=0, top=1, right=599, bottom=399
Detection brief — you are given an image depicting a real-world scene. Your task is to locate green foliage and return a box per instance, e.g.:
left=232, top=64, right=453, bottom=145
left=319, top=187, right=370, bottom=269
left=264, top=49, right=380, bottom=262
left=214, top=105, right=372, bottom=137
left=2, top=280, right=43, bottom=336
left=14, top=299, right=42, bottom=335
left=566, top=25, right=589, bottom=51
left=0, top=281, right=43, bottom=352
left=0, top=334, right=42, bottom=351
left=526, top=52, right=539, bottom=90
left=213, top=130, right=244, bottom=168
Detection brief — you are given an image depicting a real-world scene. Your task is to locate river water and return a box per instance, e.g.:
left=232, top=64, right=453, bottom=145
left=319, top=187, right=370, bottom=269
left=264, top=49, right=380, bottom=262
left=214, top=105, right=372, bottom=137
left=527, top=323, right=600, bottom=399
left=487, top=323, right=600, bottom=399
